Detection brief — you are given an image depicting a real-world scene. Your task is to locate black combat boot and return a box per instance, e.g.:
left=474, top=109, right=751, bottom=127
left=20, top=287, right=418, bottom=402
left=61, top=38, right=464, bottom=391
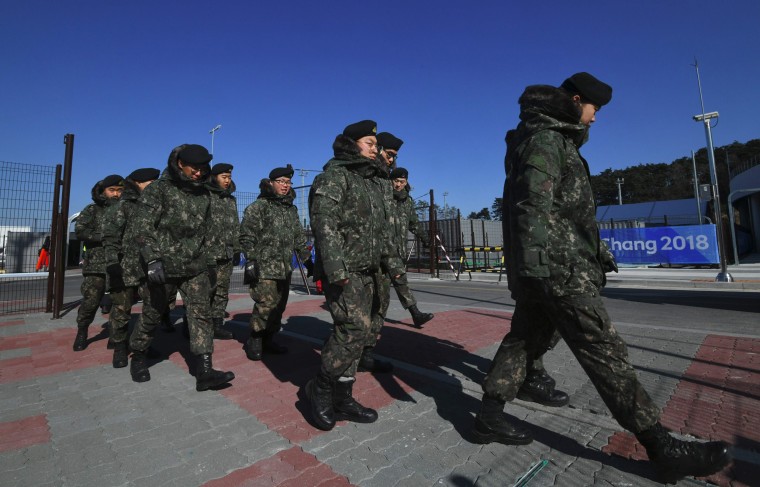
left=72, top=326, right=88, bottom=352
left=636, top=422, right=731, bottom=484
left=182, top=313, right=190, bottom=339
left=304, top=372, right=336, bottom=431
left=195, top=353, right=235, bottom=392
left=212, top=317, right=234, bottom=340
left=161, top=312, right=176, bottom=333
left=357, top=349, right=394, bottom=373
left=106, top=321, right=115, bottom=349
left=130, top=351, right=150, bottom=383
left=472, top=395, right=534, bottom=445
left=262, top=334, right=288, bottom=354
left=333, top=378, right=378, bottom=423
left=516, top=369, right=569, bottom=407
left=244, top=331, right=263, bottom=361
left=112, top=342, right=128, bottom=368
left=408, top=305, right=434, bottom=328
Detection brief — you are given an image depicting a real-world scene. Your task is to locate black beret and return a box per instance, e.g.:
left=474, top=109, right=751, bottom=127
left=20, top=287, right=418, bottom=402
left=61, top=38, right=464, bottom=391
left=560, top=72, right=612, bottom=107
left=101, top=174, right=124, bottom=188
left=211, top=163, right=234, bottom=175
left=389, top=167, right=408, bottom=179
left=377, top=132, right=403, bottom=151
left=127, top=168, right=160, bottom=182
left=269, top=164, right=294, bottom=180
left=342, top=120, right=377, bottom=140
left=178, top=144, right=213, bottom=165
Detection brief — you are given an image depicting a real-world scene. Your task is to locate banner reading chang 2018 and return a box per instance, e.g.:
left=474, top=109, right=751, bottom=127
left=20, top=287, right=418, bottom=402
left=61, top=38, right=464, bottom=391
left=600, top=225, right=719, bottom=265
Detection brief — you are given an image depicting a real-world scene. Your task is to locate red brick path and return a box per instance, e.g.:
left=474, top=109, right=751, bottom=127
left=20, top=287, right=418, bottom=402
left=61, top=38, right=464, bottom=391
left=602, top=336, right=760, bottom=486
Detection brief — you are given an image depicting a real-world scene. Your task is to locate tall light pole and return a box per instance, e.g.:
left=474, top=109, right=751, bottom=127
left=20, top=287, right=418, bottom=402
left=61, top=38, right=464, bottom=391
left=692, top=60, right=732, bottom=282
left=209, top=124, right=222, bottom=156
left=615, top=178, right=624, bottom=205
left=299, top=169, right=308, bottom=228
left=443, top=192, right=448, bottom=218
left=691, top=150, right=702, bottom=224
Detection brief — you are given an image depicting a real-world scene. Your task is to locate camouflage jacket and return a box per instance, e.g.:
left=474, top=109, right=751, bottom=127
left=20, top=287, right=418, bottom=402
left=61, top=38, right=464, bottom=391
left=133, top=146, right=214, bottom=278
left=240, top=180, right=309, bottom=280
left=102, top=182, right=145, bottom=287
left=390, top=187, right=427, bottom=261
left=206, top=180, right=241, bottom=262
left=309, top=141, right=403, bottom=284
left=502, top=84, right=605, bottom=297
left=76, top=181, right=118, bottom=275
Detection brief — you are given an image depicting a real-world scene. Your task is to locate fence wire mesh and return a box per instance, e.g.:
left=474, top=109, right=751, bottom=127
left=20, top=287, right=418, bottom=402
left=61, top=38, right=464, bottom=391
left=1, top=160, right=58, bottom=314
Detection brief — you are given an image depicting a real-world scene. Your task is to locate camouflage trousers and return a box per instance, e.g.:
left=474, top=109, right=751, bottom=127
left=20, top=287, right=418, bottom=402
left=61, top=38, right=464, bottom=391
left=391, top=272, right=417, bottom=309
left=321, top=270, right=382, bottom=380
left=211, top=259, right=233, bottom=320
left=249, top=275, right=291, bottom=335
left=130, top=272, right=215, bottom=355
left=76, top=274, right=106, bottom=329
left=368, top=272, right=392, bottom=350
left=482, top=291, right=660, bottom=434
left=367, top=271, right=416, bottom=351
left=109, top=285, right=144, bottom=344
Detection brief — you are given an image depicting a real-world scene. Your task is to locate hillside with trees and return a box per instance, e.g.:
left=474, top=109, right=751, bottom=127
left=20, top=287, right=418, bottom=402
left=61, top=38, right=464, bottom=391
left=479, top=139, right=760, bottom=220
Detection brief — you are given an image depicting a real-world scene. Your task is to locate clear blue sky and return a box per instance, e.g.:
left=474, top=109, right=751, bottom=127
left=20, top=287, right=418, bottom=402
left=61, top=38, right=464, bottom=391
left=3, top=1, right=759, bottom=219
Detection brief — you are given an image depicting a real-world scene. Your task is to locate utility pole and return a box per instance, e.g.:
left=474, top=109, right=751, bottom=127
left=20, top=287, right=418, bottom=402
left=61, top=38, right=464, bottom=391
left=443, top=191, right=448, bottom=218
left=691, top=151, right=702, bottom=224
left=692, top=59, right=732, bottom=282
left=615, top=178, right=624, bottom=205
left=299, top=169, right=308, bottom=228
left=209, top=124, right=222, bottom=156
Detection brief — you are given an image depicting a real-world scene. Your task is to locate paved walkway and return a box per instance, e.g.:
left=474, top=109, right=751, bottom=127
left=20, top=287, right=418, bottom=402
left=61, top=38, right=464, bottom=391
left=1, top=270, right=758, bottom=486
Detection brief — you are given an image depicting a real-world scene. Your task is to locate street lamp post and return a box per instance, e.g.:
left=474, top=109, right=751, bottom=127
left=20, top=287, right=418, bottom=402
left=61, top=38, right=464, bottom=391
left=692, top=60, right=732, bottom=282
left=443, top=192, right=448, bottom=219
left=209, top=124, right=222, bottom=156
left=299, top=169, right=308, bottom=228
left=615, top=178, right=624, bottom=205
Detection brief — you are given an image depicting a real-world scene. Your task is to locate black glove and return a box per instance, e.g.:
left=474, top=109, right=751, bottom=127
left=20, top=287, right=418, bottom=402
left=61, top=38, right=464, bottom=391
left=106, top=263, right=125, bottom=290
left=146, top=259, right=166, bottom=285
left=232, top=251, right=242, bottom=266
left=208, top=265, right=217, bottom=290
left=602, top=254, right=619, bottom=273
left=303, top=256, right=314, bottom=277
left=243, top=259, right=258, bottom=285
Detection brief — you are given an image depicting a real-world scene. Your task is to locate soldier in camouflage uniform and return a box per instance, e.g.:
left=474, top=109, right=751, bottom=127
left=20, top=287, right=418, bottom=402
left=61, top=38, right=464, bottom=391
left=356, top=135, right=436, bottom=376
left=384, top=162, right=435, bottom=328
left=239, top=164, right=311, bottom=360
left=303, top=120, right=404, bottom=431
left=473, top=72, right=730, bottom=483
left=129, top=144, right=234, bottom=392
left=206, top=163, right=240, bottom=340
left=102, top=168, right=160, bottom=368
left=72, top=175, right=124, bottom=352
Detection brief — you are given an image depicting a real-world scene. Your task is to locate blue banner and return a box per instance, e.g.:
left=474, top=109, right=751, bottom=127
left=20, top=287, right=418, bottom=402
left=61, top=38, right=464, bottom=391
left=600, top=225, right=719, bottom=265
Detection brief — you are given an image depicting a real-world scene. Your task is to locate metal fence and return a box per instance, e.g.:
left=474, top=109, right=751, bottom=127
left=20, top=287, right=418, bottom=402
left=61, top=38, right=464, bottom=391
left=0, top=160, right=58, bottom=314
